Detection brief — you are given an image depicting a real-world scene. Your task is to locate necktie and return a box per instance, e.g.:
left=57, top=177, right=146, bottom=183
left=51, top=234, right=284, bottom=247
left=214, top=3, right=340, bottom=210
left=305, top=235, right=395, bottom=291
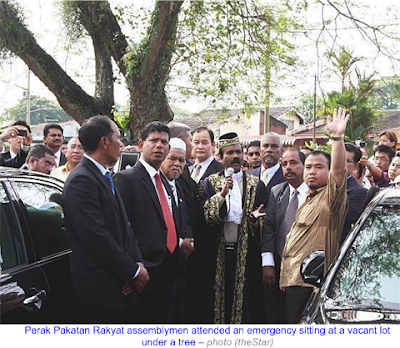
left=155, top=173, right=177, bottom=253
left=191, top=163, right=201, bottom=183
left=54, top=155, right=58, bottom=168
left=104, top=172, right=115, bottom=195
left=262, top=169, right=269, bottom=186
left=278, top=189, right=299, bottom=257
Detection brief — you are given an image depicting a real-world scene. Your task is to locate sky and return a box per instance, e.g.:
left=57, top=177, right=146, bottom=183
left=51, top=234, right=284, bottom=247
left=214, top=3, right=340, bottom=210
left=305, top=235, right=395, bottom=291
left=0, top=0, right=399, bottom=124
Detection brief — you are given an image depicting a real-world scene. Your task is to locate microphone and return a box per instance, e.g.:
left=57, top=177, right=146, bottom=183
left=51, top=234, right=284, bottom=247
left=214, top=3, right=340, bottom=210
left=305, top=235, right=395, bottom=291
left=226, top=167, right=234, bottom=177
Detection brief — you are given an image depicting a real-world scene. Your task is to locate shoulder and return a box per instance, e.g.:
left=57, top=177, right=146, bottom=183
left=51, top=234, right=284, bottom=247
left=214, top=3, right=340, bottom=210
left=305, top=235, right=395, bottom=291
left=271, top=181, right=288, bottom=195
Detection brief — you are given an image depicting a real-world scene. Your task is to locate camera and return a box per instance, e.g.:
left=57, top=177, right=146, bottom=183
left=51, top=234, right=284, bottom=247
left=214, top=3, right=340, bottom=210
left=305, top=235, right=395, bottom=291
left=359, top=140, right=366, bottom=148
left=17, top=129, right=28, bottom=137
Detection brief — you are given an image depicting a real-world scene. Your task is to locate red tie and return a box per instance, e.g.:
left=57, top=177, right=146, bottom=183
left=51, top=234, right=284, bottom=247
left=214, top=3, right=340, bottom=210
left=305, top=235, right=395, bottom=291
left=54, top=155, right=58, bottom=168
left=154, top=173, right=177, bottom=253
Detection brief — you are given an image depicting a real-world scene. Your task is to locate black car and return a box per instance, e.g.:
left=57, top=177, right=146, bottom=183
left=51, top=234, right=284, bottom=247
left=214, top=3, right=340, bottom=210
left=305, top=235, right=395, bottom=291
left=0, top=168, right=82, bottom=323
left=301, top=184, right=400, bottom=324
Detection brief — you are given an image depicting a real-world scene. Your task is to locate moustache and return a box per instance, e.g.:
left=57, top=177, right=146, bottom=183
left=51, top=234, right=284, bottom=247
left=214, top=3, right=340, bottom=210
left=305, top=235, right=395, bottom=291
left=170, top=166, right=182, bottom=172
left=230, top=158, right=241, bottom=165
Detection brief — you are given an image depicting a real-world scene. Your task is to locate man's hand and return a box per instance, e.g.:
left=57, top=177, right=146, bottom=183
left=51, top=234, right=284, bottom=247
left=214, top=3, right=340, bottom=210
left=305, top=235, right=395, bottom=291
left=262, top=266, right=276, bottom=289
left=121, top=263, right=150, bottom=296
left=221, top=175, right=233, bottom=198
left=326, top=107, right=350, bottom=137
left=250, top=204, right=265, bottom=219
left=0, top=126, right=19, bottom=141
left=180, top=238, right=195, bottom=259
left=23, top=132, right=33, bottom=146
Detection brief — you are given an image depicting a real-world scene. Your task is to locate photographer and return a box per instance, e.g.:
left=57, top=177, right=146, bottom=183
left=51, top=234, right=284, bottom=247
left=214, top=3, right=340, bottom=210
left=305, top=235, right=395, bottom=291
left=0, top=121, right=32, bottom=168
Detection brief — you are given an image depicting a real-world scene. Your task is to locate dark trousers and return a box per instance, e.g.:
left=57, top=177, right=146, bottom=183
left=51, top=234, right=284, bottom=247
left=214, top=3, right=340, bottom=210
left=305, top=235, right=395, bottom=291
left=133, top=251, right=183, bottom=324
left=263, top=255, right=285, bottom=324
left=82, top=307, right=135, bottom=324
left=224, top=245, right=237, bottom=323
left=285, top=286, right=314, bottom=324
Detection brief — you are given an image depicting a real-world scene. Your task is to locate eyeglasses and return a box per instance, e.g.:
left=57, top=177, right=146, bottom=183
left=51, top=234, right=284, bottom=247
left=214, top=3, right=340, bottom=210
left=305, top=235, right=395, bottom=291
left=374, top=156, right=390, bottom=163
left=34, top=157, right=55, bottom=169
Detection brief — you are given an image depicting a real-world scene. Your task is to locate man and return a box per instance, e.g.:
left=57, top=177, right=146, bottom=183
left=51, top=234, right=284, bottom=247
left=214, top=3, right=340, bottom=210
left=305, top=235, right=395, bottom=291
left=262, top=149, right=308, bottom=323
left=160, top=137, right=195, bottom=322
left=62, top=115, right=148, bottom=323
left=249, top=132, right=286, bottom=203
left=339, top=143, right=368, bottom=245
left=60, top=138, right=69, bottom=154
left=51, top=137, right=84, bottom=181
left=280, top=108, right=349, bottom=324
left=0, top=121, right=32, bottom=168
left=200, top=132, right=266, bottom=324
left=247, top=140, right=262, bottom=170
left=167, top=121, right=193, bottom=165
left=114, top=122, right=187, bottom=324
left=43, top=124, right=67, bottom=167
left=190, top=126, right=224, bottom=184
left=22, top=145, right=55, bottom=174
left=361, top=144, right=395, bottom=187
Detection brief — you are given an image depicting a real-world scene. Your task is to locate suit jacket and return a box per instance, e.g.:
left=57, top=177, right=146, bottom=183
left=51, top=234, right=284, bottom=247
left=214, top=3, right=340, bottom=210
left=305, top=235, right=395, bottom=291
left=0, top=149, right=28, bottom=168
left=189, top=158, right=224, bottom=183
left=262, top=181, right=290, bottom=255
left=62, top=157, right=142, bottom=312
left=248, top=165, right=286, bottom=204
left=114, top=161, right=190, bottom=268
left=339, top=175, right=367, bottom=245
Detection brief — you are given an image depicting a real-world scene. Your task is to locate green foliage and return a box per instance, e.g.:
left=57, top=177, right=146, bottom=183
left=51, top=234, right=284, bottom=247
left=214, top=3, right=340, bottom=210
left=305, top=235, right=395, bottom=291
left=295, top=95, right=325, bottom=122
left=305, top=140, right=332, bottom=154
left=370, top=77, right=400, bottom=110
left=5, top=95, right=72, bottom=125
left=173, top=0, right=303, bottom=108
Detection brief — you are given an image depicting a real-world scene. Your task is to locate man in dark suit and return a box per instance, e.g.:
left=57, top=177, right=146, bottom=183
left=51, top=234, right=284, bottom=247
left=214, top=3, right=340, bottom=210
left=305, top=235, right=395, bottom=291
left=339, top=143, right=368, bottom=245
left=0, top=121, right=32, bottom=168
left=43, top=124, right=67, bottom=167
left=189, top=126, right=224, bottom=184
left=114, top=122, right=187, bottom=323
left=62, top=115, right=148, bottom=324
left=249, top=132, right=286, bottom=204
left=262, top=149, right=308, bottom=323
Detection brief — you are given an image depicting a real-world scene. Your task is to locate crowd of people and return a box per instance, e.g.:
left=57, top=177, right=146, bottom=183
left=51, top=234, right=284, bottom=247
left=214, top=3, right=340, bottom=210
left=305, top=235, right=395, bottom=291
left=0, top=112, right=399, bottom=324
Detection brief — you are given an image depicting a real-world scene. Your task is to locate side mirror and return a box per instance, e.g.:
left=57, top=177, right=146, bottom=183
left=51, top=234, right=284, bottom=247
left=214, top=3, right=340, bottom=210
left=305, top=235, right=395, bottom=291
left=300, top=251, right=325, bottom=288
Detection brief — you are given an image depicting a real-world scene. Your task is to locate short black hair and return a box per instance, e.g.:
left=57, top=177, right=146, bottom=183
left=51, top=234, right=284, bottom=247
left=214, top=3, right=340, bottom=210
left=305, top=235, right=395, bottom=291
left=191, top=126, right=215, bottom=143
left=12, top=120, right=31, bottom=133
left=79, top=115, right=114, bottom=153
left=345, top=143, right=362, bottom=163
left=307, top=150, right=331, bottom=168
left=247, top=140, right=260, bottom=149
left=44, top=124, right=63, bottom=137
left=141, top=121, right=170, bottom=141
left=283, top=148, right=306, bottom=164
left=26, top=144, right=54, bottom=162
left=374, top=144, right=395, bottom=161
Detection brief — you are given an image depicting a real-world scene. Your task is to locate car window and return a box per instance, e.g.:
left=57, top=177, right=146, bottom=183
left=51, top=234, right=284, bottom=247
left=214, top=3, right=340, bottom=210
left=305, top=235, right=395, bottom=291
left=330, top=204, right=400, bottom=311
left=0, top=183, right=26, bottom=271
left=12, top=181, right=69, bottom=259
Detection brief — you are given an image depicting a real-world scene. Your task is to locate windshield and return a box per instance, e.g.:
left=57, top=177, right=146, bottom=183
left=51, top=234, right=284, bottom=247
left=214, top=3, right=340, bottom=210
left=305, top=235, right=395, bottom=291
left=330, top=204, right=400, bottom=311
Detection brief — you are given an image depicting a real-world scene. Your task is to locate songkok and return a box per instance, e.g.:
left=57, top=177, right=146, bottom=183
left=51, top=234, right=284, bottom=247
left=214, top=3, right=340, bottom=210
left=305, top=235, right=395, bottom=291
left=169, top=137, right=186, bottom=152
left=218, top=132, right=240, bottom=148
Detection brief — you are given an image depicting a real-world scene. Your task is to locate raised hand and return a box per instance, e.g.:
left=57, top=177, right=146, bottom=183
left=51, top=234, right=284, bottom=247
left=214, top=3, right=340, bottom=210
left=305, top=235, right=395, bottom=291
left=326, top=107, right=350, bottom=137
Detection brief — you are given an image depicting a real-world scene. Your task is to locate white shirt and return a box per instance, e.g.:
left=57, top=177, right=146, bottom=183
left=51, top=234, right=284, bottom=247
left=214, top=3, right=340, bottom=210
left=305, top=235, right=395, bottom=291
left=194, top=155, right=214, bottom=181
left=10, top=149, right=17, bottom=159
left=54, top=149, right=62, bottom=167
left=261, top=181, right=309, bottom=267
left=140, top=158, right=173, bottom=215
left=260, top=162, right=280, bottom=185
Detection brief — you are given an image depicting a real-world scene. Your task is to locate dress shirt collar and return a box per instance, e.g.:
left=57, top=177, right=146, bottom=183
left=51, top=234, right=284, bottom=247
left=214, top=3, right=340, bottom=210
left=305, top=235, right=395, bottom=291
left=289, top=181, right=309, bottom=207
left=84, top=153, right=108, bottom=176
left=196, top=155, right=214, bottom=169
left=261, top=162, right=280, bottom=178
left=139, top=158, right=159, bottom=178
left=10, top=148, right=17, bottom=159
left=224, top=169, right=243, bottom=181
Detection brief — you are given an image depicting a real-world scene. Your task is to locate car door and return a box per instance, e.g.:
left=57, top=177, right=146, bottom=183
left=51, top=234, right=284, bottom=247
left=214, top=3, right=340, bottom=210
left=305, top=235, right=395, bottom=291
left=0, top=180, right=51, bottom=324
left=7, top=177, right=81, bottom=323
